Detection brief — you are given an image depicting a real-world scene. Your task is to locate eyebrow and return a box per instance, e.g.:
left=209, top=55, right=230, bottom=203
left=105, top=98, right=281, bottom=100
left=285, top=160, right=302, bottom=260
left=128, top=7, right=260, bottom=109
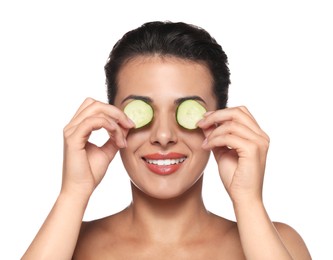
left=121, top=95, right=153, bottom=104
left=174, top=96, right=206, bottom=105
left=121, top=94, right=206, bottom=105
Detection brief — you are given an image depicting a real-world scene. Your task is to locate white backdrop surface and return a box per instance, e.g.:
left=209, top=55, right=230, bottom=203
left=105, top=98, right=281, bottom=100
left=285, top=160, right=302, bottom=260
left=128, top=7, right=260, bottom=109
left=0, top=1, right=332, bottom=259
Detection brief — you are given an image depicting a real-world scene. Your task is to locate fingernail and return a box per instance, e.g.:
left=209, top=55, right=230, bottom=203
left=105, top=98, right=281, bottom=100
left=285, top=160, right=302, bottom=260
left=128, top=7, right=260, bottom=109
left=127, top=118, right=135, bottom=127
left=196, top=119, right=204, bottom=126
left=204, top=111, right=214, bottom=117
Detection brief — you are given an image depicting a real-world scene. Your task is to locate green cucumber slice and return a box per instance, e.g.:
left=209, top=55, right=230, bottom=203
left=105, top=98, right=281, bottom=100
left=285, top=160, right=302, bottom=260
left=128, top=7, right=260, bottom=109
left=124, top=100, right=153, bottom=128
left=176, top=100, right=207, bottom=129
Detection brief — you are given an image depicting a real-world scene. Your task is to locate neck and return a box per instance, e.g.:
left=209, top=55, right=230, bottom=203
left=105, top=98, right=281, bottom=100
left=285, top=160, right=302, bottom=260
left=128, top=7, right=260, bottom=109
left=126, top=176, right=211, bottom=243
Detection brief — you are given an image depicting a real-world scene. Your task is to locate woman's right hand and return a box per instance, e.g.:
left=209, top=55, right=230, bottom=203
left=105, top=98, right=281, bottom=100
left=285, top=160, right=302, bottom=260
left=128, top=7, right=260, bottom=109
left=61, top=98, right=134, bottom=198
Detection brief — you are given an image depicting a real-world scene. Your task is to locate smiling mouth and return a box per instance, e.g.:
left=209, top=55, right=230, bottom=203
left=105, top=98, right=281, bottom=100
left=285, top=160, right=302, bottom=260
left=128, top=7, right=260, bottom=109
left=141, top=152, right=188, bottom=175
left=143, top=157, right=187, bottom=166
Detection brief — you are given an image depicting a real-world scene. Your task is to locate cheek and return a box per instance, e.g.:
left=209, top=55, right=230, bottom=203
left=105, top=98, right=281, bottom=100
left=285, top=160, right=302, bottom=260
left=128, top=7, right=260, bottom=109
left=119, top=145, right=139, bottom=179
left=120, top=130, right=148, bottom=163
left=126, top=130, right=149, bottom=148
left=183, top=131, right=210, bottom=159
left=182, top=129, right=206, bottom=145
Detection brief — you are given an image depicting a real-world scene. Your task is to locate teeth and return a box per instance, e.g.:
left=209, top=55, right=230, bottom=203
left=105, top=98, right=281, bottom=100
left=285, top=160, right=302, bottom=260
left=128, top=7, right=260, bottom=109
left=145, top=157, right=186, bottom=166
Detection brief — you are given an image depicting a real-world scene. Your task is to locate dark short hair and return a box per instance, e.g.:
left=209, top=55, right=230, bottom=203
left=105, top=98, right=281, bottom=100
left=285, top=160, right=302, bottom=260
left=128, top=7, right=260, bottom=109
left=105, top=21, right=230, bottom=109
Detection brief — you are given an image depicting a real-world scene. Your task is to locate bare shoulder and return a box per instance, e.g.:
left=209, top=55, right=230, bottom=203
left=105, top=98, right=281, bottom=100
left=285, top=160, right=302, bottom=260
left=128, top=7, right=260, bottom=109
left=73, top=212, right=126, bottom=259
left=72, top=218, right=109, bottom=258
left=273, top=221, right=312, bottom=259
left=73, top=212, right=246, bottom=259
left=206, top=213, right=246, bottom=259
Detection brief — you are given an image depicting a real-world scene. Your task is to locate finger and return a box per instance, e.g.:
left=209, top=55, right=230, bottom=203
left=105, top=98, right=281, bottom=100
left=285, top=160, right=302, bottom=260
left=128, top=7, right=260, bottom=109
left=201, top=124, right=216, bottom=138
left=105, top=120, right=129, bottom=148
left=202, top=125, right=269, bottom=164
left=69, top=99, right=134, bottom=130
left=66, top=116, right=127, bottom=149
left=202, top=133, right=258, bottom=159
left=205, top=120, right=263, bottom=144
left=66, top=112, right=130, bottom=149
left=237, top=106, right=258, bottom=124
left=198, top=107, right=268, bottom=140
left=65, top=112, right=119, bottom=136
left=99, top=137, right=120, bottom=161
left=199, top=107, right=258, bottom=128
left=71, top=97, right=96, bottom=120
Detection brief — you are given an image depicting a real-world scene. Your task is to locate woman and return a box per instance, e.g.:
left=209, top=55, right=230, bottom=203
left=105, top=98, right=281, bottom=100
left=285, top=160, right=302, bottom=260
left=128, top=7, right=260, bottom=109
left=22, top=21, right=311, bottom=259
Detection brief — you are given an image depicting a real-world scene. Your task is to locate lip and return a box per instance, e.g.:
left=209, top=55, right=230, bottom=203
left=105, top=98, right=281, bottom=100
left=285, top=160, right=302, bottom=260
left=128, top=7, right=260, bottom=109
left=143, top=152, right=186, bottom=160
left=142, top=152, right=187, bottom=175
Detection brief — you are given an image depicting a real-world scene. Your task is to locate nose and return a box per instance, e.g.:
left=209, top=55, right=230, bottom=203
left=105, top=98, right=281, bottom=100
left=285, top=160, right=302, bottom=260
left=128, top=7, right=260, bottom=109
left=149, top=111, right=178, bottom=147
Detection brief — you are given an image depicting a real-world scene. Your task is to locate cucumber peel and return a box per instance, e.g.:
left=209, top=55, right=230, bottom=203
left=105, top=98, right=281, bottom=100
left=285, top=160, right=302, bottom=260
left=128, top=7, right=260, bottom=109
left=124, top=100, right=153, bottom=129
left=176, top=100, right=207, bottom=129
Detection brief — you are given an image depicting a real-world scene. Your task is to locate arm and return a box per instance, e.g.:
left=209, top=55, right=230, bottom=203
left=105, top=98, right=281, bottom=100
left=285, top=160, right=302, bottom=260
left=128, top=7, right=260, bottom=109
left=198, top=106, right=311, bottom=260
left=233, top=198, right=311, bottom=259
left=21, top=192, right=89, bottom=260
left=22, top=98, right=134, bottom=260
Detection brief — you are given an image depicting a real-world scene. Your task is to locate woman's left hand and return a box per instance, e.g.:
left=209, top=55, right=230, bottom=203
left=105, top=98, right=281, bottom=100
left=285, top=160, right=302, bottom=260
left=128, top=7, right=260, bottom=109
left=197, top=106, right=270, bottom=205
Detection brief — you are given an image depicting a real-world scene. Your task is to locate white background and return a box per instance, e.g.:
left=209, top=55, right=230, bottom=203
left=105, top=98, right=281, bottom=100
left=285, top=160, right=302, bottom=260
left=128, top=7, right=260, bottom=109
left=1, top=0, right=332, bottom=259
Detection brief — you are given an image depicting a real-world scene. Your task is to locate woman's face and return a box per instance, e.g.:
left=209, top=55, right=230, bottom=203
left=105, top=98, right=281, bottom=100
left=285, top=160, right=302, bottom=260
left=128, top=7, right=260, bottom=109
left=114, top=56, right=217, bottom=199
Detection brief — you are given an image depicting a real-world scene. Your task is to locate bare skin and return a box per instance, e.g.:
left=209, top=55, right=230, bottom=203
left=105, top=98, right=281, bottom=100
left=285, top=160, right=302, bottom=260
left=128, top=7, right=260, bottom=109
left=74, top=179, right=246, bottom=260
left=22, top=56, right=311, bottom=260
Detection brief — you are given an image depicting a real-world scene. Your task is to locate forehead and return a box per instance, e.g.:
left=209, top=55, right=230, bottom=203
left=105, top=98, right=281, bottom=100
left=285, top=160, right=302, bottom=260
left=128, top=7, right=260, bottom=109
left=116, top=55, right=214, bottom=101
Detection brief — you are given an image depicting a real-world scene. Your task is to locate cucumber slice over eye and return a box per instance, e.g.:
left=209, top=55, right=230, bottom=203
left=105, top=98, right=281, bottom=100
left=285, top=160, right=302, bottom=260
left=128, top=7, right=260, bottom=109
left=176, top=100, right=207, bottom=129
left=124, top=100, right=153, bottom=129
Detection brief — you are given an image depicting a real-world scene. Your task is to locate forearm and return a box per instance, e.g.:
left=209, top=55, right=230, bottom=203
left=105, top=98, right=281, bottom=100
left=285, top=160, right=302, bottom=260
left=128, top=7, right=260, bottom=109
left=22, top=192, right=89, bottom=260
left=234, top=199, right=293, bottom=260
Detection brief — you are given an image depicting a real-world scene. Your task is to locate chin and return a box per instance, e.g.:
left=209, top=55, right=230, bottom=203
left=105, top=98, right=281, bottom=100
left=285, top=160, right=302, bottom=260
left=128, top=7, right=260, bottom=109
left=130, top=173, right=204, bottom=201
